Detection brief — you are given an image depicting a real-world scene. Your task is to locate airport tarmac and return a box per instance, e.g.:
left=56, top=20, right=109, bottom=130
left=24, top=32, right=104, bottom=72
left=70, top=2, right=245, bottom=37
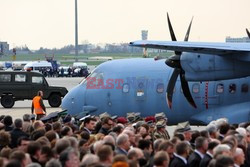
left=0, top=77, right=83, bottom=119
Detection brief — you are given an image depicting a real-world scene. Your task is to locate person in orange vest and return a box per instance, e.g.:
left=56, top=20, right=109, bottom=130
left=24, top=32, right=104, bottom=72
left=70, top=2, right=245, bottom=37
left=31, top=91, right=46, bottom=120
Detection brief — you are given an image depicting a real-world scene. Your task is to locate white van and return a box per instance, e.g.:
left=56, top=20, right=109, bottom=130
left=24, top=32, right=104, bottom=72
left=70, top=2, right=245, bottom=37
left=24, top=61, right=52, bottom=72
left=72, top=62, right=87, bottom=69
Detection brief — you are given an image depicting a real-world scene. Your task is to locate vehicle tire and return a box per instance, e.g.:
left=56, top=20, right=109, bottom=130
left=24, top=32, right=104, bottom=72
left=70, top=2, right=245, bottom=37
left=48, top=93, right=61, bottom=107
left=1, top=95, right=15, bottom=108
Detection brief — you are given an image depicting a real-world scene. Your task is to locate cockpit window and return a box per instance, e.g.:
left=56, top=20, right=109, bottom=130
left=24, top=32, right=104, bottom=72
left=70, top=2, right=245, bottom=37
left=80, top=69, right=103, bottom=85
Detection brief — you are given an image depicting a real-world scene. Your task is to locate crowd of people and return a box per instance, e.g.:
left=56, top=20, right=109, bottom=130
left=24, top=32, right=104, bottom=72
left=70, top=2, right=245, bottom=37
left=0, top=111, right=249, bottom=167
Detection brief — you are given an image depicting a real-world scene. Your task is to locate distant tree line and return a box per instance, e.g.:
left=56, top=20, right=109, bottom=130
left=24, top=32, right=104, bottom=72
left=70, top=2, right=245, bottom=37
left=12, top=43, right=143, bottom=54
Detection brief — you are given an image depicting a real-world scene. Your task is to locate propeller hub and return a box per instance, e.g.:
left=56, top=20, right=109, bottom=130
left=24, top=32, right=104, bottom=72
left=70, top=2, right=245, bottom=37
left=165, top=54, right=181, bottom=68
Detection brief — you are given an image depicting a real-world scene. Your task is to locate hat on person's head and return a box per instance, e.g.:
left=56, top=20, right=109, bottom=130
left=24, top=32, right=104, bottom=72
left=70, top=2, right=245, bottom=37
left=175, top=121, right=191, bottom=133
left=111, top=115, right=118, bottom=120
left=145, top=116, right=156, bottom=123
left=99, top=112, right=111, bottom=120
left=127, top=112, right=135, bottom=122
left=136, top=121, right=146, bottom=128
left=63, top=114, right=72, bottom=123
left=117, top=117, right=128, bottom=124
left=156, top=120, right=166, bottom=128
left=147, top=120, right=155, bottom=127
left=155, top=112, right=166, bottom=120
left=30, top=114, right=36, bottom=120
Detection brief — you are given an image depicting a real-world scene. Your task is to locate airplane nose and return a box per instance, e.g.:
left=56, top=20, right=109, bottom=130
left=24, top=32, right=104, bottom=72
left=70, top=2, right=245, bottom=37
left=62, top=84, right=85, bottom=116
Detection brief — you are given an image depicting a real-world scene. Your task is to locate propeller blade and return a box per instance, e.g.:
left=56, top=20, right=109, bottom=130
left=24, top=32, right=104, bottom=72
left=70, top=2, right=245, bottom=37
left=167, top=13, right=181, bottom=55
left=246, top=28, right=250, bottom=38
left=180, top=70, right=197, bottom=108
left=184, top=17, right=193, bottom=41
left=167, top=68, right=181, bottom=109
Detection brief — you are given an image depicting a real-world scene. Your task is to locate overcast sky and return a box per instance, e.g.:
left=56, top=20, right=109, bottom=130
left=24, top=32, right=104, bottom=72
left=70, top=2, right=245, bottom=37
left=1, top=0, right=250, bottom=50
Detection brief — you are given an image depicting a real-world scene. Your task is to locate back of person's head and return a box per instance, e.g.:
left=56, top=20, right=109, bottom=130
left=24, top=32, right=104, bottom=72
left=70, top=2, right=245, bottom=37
left=23, top=114, right=31, bottom=122
left=102, top=117, right=112, bottom=125
left=36, top=136, right=51, bottom=147
left=45, top=130, right=57, bottom=142
left=37, top=91, right=43, bottom=96
left=3, top=115, right=13, bottom=126
left=154, top=151, right=169, bottom=167
left=33, top=121, right=44, bottom=130
left=6, top=160, right=22, bottom=167
left=112, top=154, right=128, bottom=163
left=159, top=141, right=174, bottom=151
left=116, top=134, right=129, bottom=146
left=138, top=139, right=151, bottom=150
left=215, top=155, right=234, bottom=167
left=190, top=130, right=200, bottom=144
left=153, top=139, right=164, bottom=152
left=195, top=136, right=207, bottom=149
left=81, top=154, right=99, bottom=167
left=0, top=130, right=11, bottom=147
left=208, top=140, right=220, bottom=151
left=97, top=145, right=113, bottom=162
left=61, top=126, right=72, bottom=137
left=200, top=130, right=210, bottom=138
left=219, top=123, right=230, bottom=135
left=9, top=150, right=26, bottom=162
left=52, top=122, right=62, bottom=131
left=31, top=128, right=46, bottom=140
left=45, top=158, right=62, bottom=167
left=27, top=163, right=42, bottom=167
left=213, top=144, right=231, bottom=158
left=27, top=141, right=41, bottom=155
left=173, top=133, right=185, bottom=141
left=14, top=119, right=23, bottom=129
left=55, top=138, right=71, bottom=155
left=176, top=141, right=189, bottom=155
left=59, top=147, right=78, bottom=167
left=80, top=131, right=90, bottom=140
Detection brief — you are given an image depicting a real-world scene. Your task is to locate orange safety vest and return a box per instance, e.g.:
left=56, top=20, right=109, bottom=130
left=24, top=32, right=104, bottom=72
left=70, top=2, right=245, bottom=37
left=33, top=96, right=45, bottom=115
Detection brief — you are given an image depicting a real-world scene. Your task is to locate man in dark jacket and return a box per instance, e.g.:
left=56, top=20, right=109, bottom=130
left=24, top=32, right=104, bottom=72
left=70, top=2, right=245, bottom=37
left=10, top=119, right=29, bottom=148
left=188, top=137, right=208, bottom=167
left=199, top=140, right=219, bottom=167
left=170, top=141, right=190, bottom=167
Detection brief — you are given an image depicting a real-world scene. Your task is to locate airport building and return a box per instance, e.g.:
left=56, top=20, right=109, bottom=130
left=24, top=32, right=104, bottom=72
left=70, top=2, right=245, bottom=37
left=0, top=41, right=9, bottom=54
left=225, top=36, right=250, bottom=43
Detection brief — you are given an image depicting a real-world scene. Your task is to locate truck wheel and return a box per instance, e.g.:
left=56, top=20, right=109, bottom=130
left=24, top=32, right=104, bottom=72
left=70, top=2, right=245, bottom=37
left=1, top=95, right=15, bottom=108
left=48, top=93, right=61, bottom=107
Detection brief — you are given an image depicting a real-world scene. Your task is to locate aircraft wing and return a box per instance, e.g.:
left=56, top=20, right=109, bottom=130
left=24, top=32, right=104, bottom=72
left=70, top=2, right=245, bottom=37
left=130, top=40, right=250, bottom=55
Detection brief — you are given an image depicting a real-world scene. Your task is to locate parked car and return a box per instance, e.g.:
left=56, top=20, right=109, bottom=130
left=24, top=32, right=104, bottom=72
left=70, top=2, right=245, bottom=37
left=0, top=71, right=68, bottom=108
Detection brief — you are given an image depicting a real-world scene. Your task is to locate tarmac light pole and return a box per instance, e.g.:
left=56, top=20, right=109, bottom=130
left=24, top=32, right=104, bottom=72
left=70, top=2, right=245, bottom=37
left=75, top=0, right=79, bottom=62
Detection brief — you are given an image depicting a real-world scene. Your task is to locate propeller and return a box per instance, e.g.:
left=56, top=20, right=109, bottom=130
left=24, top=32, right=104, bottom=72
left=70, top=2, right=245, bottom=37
left=246, top=28, right=250, bottom=38
left=165, top=13, right=197, bottom=109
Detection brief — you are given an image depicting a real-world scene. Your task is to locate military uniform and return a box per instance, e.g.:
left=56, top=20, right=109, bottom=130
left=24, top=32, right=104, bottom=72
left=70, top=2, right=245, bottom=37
left=153, top=120, right=170, bottom=140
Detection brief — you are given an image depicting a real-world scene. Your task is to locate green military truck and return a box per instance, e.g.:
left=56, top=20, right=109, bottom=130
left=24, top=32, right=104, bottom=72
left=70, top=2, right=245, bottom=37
left=0, top=71, right=68, bottom=108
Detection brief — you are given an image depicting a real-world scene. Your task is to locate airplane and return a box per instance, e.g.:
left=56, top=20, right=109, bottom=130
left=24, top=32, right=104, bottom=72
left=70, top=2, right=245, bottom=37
left=61, top=14, right=250, bottom=125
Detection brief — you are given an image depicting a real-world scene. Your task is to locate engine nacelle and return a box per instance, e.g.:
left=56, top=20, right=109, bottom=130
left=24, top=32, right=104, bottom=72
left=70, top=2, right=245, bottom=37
left=181, top=52, right=250, bottom=81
